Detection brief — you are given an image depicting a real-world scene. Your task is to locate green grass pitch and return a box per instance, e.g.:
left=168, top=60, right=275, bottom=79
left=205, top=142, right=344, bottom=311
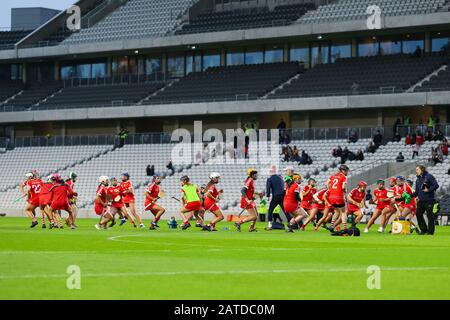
left=0, top=217, right=449, bottom=300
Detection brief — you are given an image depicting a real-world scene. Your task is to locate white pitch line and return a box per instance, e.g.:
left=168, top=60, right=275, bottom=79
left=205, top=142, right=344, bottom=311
left=0, top=267, right=447, bottom=280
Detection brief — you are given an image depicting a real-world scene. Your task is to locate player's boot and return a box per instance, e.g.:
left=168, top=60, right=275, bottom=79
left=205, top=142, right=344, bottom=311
left=109, top=220, right=116, bottom=228
left=139, top=223, right=145, bottom=228
left=364, top=227, right=369, bottom=233
left=30, top=221, right=38, bottom=228
left=249, top=227, right=257, bottom=232
left=286, top=224, right=294, bottom=233
left=181, top=222, right=191, bottom=230
left=42, top=224, right=46, bottom=229
left=149, top=223, right=157, bottom=230
left=119, top=218, right=127, bottom=226
left=201, top=225, right=212, bottom=231
left=234, top=222, right=241, bottom=232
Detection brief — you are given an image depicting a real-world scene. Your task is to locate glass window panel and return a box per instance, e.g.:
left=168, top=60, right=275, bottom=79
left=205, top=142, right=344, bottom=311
left=60, top=65, right=75, bottom=80
left=245, top=50, right=263, bottom=64
left=128, top=57, right=137, bottom=75
left=167, top=55, right=185, bottom=78
left=380, top=39, right=401, bottom=55
left=432, top=37, right=450, bottom=53
left=358, top=38, right=379, bottom=57
left=145, top=57, right=161, bottom=75
left=77, top=64, right=91, bottom=78
left=311, top=44, right=329, bottom=67
left=202, top=53, right=220, bottom=71
left=290, top=45, right=309, bottom=66
left=185, top=54, right=193, bottom=75
left=403, top=38, right=424, bottom=54
left=226, top=51, right=245, bottom=66
left=92, top=63, right=106, bottom=78
left=264, top=49, right=283, bottom=63
left=331, top=43, right=351, bottom=63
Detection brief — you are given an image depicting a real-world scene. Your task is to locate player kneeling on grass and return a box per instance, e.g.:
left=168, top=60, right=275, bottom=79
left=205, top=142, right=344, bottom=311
left=342, top=181, right=367, bottom=230
left=39, top=176, right=56, bottom=229
left=235, top=168, right=262, bottom=233
left=312, top=187, right=334, bottom=231
left=179, top=176, right=207, bottom=231
left=284, top=174, right=308, bottom=233
left=365, top=179, right=392, bottom=233
left=144, top=175, right=166, bottom=230
left=49, top=174, right=76, bottom=229
left=203, top=172, right=224, bottom=231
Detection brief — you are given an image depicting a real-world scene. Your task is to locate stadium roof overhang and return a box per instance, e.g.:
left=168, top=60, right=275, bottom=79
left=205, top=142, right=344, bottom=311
left=1, top=90, right=449, bottom=124
left=1, top=11, right=450, bottom=63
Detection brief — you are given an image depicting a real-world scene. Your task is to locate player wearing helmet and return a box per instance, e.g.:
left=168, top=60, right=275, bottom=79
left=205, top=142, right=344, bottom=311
left=365, top=179, right=392, bottom=233
left=39, top=175, right=56, bottom=228
left=285, top=174, right=309, bottom=233
left=179, top=176, right=206, bottom=230
left=235, top=168, right=263, bottom=232
left=19, top=172, right=43, bottom=228
left=65, top=172, right=78, bottom=228
left=120, top=173, right=144, bottom=228
left=49, top=174, right=76, bottom=229
left=145, top=175, right=165, bottom=230
left=341, top=181, right=367, bottom=229
left=203, top=172, right=224, bottom=231
left=326, top=164, right=349, bottom=232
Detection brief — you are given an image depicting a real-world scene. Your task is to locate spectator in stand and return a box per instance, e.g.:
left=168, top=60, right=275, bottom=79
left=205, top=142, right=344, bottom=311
left=292, top=146, right=300, bottom=162
left=146, top=164, right=155, bottom=177
left=415, top=133, right=424, bottom=145
left=440, top=142, right=448, bottom=156
left=355, top=149, right=364, bottom=161
left=411, top=133, right=417, bottom=145
left=431, top=147, right=444, bottom=165
left=396, top=152, right=405, bottom=162
left=166, top=161, right=174, bottom=175
left=373, top=130, right=383, bottom=147
left=425, top=130, right=433, bottom=141
left=393, top=131, right=401, bottom=142
left=393, top=118, right=402, bottom=136
left=347, top=150, right=356, bottom=161
left=367, top=141, right=377, bottom=153
left=405, top=134, right=412, bottom=145
left=412, top=143, right=420, bottom=159
left=433, top=129, right=444, bottom=141
left=340, top=147, right=349, bottom=163
left=281, top=133, right=291, bottom=145
left=448, top=167, right=450, bottom=175
left=333, top=146, right=343, bottom=158
left=351, top=81, right=360, bottom=95
left=277, top=118, right=286, bottom=137
left=348, top=130, right=358, bottom=143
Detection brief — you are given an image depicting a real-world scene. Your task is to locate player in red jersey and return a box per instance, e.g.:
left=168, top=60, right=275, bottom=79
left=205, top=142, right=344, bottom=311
left=312, top=187, right=334, bottom=231
left=403, top=179, right=419, bottom=233
left=49, top=174, right=76, bottom=229
left=326, top=165, right=349, bottom=231
left=120, top=173, right=144, bottom=228
left=39, top=175, right=55, bottom=228
left=109, top=177, right=136, bottom=228
left=64, top=172, right=78, bottom=228
left=203, top=172, right=224, bottom=231
left=285, top=174, right=309, bottom=232
left=235, top=168, right=263, bottom=232
left=342, top=181, right=367, bottom=229
left=393, top=176, right=414, bottom=217
left=19, top=172, right=43, bottom=228
left=144, top=175, right=166, bottom=230
left=364, top=180, right=392, bottom=233
left=94, top=176, right=109, bottom=217
left=299, top=178, right=318, bottom=229
left=378, top=177, right=398, bottom=233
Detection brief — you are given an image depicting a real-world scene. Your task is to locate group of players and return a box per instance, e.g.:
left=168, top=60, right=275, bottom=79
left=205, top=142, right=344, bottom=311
left=19, top=164, right=418, bottom=234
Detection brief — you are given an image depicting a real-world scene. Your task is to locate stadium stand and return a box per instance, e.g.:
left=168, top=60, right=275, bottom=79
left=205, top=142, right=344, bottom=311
left=62, top=0, right=197, bottom=45
left=269, top=54, right=449, bottom=98
left=2, top=82, right=63, bottom=110
left=0, top=81, right=24, bottom=104
left=147, top=62, right=304, bottom=103
left=0, top=30, right=32, bottom=50
left=299, top=0, right=449, bottom=24
left=416, top=66, right=450, bottom=92
left=0, top=145, right=113, bottom=192
left=176, top=2, right=316, bottom=34
left=36, top=82, right=165, bottom=109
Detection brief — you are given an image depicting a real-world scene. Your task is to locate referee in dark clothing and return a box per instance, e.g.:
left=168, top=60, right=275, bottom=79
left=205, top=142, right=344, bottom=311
left=412, top=165, right=439, bottom=235
left=265, top=167, right=290, bottom=230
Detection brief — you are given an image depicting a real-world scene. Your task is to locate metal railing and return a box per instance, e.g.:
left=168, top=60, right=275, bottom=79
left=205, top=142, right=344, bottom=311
left=3, top=124, right=449, bottom=149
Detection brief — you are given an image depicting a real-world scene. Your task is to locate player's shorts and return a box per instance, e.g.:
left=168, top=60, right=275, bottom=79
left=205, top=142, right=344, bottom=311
left=51, top=201, right=70, bottom=211
left=94, top=203, right=106, bottom=216
left=346, top=208, right=362, bottom=215
left=240, top=198, right=256, bottom=209
left=144, top=199, right=159, bottom=212
left=329, top=198, right=345, bottom=208
left=39, top=196, right=52, bottom=207
left=300, top=201, right=312, bottom=210
left=111, top=202, right=124, bottom=209
left=400, top=203, right=416, bottom=212
left=123, top=196, right=135, bottom=205
left=27, top=198, right=40, bottom=207
left=375, top=203, right=391, bottom=210
left=204, top=198, right=219, bottom=212
left=184, top=201, right=202, bottom=211
left=284, top=201, right=298, bottom=214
